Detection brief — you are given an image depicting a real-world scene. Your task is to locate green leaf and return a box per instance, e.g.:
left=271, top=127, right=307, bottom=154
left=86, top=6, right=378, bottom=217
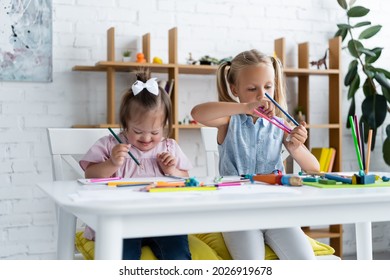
left=387, top=124, right=390, bottom=138
left=348, top=74, right=360, bottom=99
left=337, top=0, right=348, bottom=9
left=364, top=65, right=376, bottom=79
left=374, top=72, right=390, bottom=93
left=359, top=48, right=376, bottom=57
left=361, top=94, right=387, bottom=129
left=382, top=85, right=390, bottom=104
left=346, top=97, right=356, bottom=129
left=359, top=117, right=369, bottom=143
left=344, top=60, right=358, bottom=86
left=353, top=21, right=371, bottom=28
left=359, top=25, right=382, bottom=39
left=383, top=136, right=390, bottom=165
left=334, top=29, right=348, bottom=41
left=348, top=6, right=370, bottom=17
left=337, top=24, right=351, bottom=29
left=362, top=78, right=375, bottom=97
left=347, top=39, right=363, bottom=58
left=365, top=47, right=382, bottom=64
left=376, top=68, right=390, bottom=79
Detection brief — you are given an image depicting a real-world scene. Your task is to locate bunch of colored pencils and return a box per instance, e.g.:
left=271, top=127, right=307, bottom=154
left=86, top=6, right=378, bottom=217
left=348, top=115, right=373, bottom=173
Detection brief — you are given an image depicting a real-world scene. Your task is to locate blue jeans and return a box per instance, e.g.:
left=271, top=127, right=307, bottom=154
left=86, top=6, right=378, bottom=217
left=122, top=235, right=191, bottom=260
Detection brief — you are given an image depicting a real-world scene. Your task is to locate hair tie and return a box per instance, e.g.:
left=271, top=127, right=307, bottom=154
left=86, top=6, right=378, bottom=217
left=132, top=78, right=159, bottom=96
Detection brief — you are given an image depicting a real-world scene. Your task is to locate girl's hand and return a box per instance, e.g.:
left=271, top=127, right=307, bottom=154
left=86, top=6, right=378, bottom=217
left=246, top=100, right=275, bottom=119
left=157, top=152, right=177, bottom=174
left=110, top=143, right=131, bottom=166
left=284, top=121, right=308, bottom=151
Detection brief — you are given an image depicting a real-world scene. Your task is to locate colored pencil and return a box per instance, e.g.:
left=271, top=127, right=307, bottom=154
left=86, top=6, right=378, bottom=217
left=108, top=127, right=140, bottom=166
left=147, top=186, right=217, bottom=192
left=215, top=182, right=243, bottom=187
left=349, top=116, right=363, bottom=171
left=265, top=92, right=299, bottom=126
left=354, top=115, right=363, bottom=168
left=155, top=181, right=186, bottom=187
left=253, top=108, right=291, bottom=134
left=256, top=107, right=292, bottom=133
left=365, top=129, right=373, bottom=174
left=360, top=123, right=366, bottom=172
left=113, top=183, right=153, bottom=188
left=88, top=176, right=122, bottom=183
left=108, top=181, right=152, bottom=186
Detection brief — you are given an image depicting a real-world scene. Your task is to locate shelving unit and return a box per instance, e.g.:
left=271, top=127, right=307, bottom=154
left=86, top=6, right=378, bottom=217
left=72, top=28, right=343, bottom=257
left=72, top=27, right=216, bottom=141
left=274, top=37, right=343, bottom=257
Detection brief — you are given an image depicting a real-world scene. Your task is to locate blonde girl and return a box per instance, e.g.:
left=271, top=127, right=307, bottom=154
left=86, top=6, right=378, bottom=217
left=191, top=50, right=319, bottom=259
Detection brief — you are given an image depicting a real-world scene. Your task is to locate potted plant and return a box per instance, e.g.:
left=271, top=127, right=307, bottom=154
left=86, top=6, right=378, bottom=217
left=335, top=0, right=390, bottom=165
left=122, top=50, right=131, bottom=62
left=199, top=55, right=219, bottom=65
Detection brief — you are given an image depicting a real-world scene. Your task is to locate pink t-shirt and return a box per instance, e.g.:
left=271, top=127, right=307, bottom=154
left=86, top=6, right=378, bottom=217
left=80, top=134, right=192, bottom=178
left=79, top=133, right=192, bottom=240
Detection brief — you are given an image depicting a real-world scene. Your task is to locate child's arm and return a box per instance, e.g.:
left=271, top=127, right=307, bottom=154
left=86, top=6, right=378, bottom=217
left=191, top=101, right=274, bottom=127
left=84, top=143, right=130, bottom=178
left=157, top=152, right=189, bottom=177
left=283, top=121, right=320, bottom=173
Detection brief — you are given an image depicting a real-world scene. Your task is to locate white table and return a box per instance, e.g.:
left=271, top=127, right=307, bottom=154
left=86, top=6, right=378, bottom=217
left=37, top=175, right=390, bottom=260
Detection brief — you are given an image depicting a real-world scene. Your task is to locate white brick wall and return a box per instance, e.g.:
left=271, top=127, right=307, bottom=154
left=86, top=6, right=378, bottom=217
left=0, top=0, right=389, bottom=259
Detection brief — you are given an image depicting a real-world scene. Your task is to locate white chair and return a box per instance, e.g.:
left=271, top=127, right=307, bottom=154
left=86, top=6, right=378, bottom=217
left=200, top=127, right=293, bottom=177
left=47, top=127, right=120, bottom=259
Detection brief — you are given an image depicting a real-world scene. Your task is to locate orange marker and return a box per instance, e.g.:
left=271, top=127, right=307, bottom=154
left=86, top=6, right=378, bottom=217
left=252, top=174, right=302, bottom=186
left=154, top=181, right=185, bottom=187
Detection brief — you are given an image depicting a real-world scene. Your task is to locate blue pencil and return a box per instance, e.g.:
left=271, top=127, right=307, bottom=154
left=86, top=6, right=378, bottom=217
left=265, top=92, right=299, bottom=126
left=108, top=127, right=140, bottom=166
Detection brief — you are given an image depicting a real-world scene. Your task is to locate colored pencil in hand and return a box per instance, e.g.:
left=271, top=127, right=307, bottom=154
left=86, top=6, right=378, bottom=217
left=108, top=127, right=140, bottom=166
left=265, top=92, right=299, bottom=126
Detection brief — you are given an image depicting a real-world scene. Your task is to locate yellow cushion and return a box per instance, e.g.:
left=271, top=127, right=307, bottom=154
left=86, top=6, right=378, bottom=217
left=75, top=231, right=334, bottom=260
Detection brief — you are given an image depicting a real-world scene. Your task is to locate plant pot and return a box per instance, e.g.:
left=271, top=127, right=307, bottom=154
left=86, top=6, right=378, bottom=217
left=122, top=57, right=131, bottom=62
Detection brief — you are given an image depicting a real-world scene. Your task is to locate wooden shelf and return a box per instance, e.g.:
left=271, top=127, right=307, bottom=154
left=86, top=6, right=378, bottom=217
left=178, top=64, right=218, bottom=75
left=175, top=124, right=204, bottom=129
left=72, top=29, right=343, bottom=258
left=72, top=124, right=120, bottom=128
left=284, top=68, right=340, bottom=76
left=306, top=124, right=341, bottom=129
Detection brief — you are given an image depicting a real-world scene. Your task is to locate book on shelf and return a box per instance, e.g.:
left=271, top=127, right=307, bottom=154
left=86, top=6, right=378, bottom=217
left=311, top=147, right=336, bottom=172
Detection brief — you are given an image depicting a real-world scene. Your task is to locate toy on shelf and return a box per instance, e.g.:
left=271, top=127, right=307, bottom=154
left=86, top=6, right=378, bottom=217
left=136, top=53, right=146, bottom=63
left=309, top=49, right=328, bottom=69
left=186, top=52, right=197, bottom=65
left=179, top=115, right=197, bottom=125
left=152, top=56, right=163, bottom=64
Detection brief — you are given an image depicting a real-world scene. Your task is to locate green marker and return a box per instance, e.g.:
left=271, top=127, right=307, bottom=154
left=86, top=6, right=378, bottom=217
left=349, top=116, right=363, bottom=171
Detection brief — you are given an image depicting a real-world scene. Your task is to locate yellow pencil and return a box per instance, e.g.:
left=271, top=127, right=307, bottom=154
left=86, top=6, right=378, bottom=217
left=155, top=181, right=185, bottom=187
left=365, top=129, right=373, bottom=173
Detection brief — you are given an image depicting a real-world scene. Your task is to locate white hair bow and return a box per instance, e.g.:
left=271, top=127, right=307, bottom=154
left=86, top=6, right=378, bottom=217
left=132, top=78, right=159, bottom=96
